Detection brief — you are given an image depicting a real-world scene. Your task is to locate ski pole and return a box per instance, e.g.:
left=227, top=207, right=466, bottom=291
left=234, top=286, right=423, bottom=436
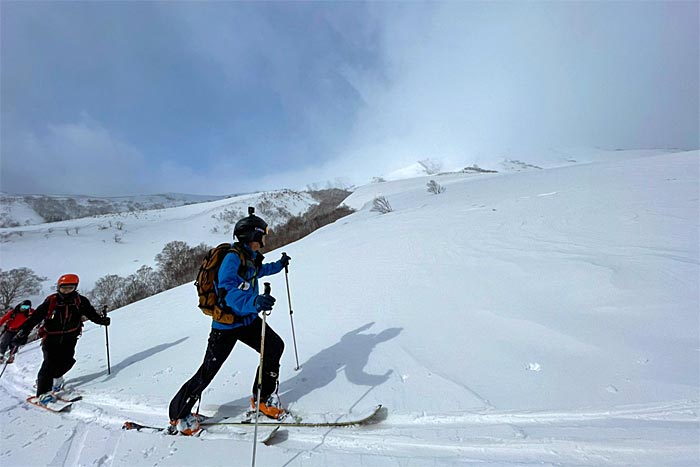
left=283, top=253, right=301, bottom=371
left=0, top=346, right=18, bottom=379
left=102, top=306, right=111, bottom=375
left=252, top=282, right=271, bottom=467
left=0, top=357, right=9, bottom=379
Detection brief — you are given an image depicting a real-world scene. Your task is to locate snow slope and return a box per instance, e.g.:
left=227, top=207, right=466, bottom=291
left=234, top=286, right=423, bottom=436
left=0, top=193, right=232, bottom=227
left=1, top=150, right=698, bottom=466
left=0, top=189, right=317, bottom=295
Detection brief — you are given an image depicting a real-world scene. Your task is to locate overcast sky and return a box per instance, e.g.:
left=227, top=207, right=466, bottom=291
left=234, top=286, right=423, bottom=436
left=1, top=1, right=698, bottom=196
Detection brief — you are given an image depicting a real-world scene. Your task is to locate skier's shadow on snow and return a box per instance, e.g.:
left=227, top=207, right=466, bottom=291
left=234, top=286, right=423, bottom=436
left=66, top=337, right=188, bottom=388
left=212, top=322, right=401, bottom=417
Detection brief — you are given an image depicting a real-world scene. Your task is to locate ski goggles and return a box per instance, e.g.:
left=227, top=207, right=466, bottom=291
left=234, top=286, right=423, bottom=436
left=58, top=285, right=77, bottom=293
left=20, top=305, right=30, bottom=311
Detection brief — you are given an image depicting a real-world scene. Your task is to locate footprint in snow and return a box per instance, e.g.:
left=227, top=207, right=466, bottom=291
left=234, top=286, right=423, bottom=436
left=525, top=363, right=541, bottom=372
left=153, top=367, right=173, bottom=377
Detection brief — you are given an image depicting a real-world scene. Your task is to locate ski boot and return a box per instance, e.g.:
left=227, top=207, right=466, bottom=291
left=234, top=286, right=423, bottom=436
left=38, top=392, right=57, bottom=407
left=251, top=393, right=286, bottom=420
left=52, top=376, right=65, bottom=393
left=169, top=413, right=201, bottom=436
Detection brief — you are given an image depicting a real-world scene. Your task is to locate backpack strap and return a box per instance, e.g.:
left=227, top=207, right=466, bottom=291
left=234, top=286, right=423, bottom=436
left=231, top=242, right=258, bottom=281
left=40, top=293, right=82, bottom=336
left=210, top=243, right=261, bottom=322
left=47, top=294, right=57, bottom=317
left=45, top=293, right=81, bottom=318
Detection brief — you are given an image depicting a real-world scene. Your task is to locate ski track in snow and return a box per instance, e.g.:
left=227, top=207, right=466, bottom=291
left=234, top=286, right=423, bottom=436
left=276, top=429, right=693, bottom=466
left=50, top=422, right=88, bottom=466
left=2, top=378, right=698, bottom=466
left=399, top=343, right=496, bottom=409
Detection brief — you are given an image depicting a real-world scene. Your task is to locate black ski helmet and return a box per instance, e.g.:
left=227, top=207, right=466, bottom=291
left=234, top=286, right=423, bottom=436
left=234, top=207, right=269, bottom=246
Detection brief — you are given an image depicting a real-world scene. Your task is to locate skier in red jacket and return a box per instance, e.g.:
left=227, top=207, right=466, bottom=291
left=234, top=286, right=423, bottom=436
left=0, top=300, right=33, bottom=363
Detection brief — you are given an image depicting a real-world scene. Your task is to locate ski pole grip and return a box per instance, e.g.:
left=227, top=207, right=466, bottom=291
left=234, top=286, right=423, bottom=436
left=264, top=282, right=271, bottom=296
left=282, top=251, right=289, bottom=273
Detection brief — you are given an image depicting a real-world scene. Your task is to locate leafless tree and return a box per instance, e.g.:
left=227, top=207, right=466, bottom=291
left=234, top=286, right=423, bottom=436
left=215, top=207, right=244, bottom=225
left=156, top=241, right=209, bottom=290
left=88, top=274, right=126, bottom=311
left=0, top=268, right=47, bottom=309
left=371, top=196, right=393, bottom=214
left=426, top=180, right=446, bottom=194
left=263, top=192, right=354, bottom=252
left=418, top=158, right=443, bottom=175
left=121, top=265, right=163, bottom=304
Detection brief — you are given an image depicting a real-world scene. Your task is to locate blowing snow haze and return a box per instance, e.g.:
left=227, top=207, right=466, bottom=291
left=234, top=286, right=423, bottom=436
left=1, top=2, right=698, bottom=196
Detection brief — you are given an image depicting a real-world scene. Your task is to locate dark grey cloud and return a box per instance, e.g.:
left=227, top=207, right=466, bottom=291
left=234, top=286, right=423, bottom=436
left=1, top=2, right=697, bottom=195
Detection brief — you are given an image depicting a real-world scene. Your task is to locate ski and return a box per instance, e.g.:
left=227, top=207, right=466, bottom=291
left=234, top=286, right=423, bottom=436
left=26, top=395, right=72, bottom=413
left=121, top=420, right=281, bottom=444
left=254, top=424, right=280, bottom=444
left=56, top=393, right=82, bottom=403
left=204, top=404, right=385, bottom=428
left=52, top=389, right=82, bottom=403
left=122, top=404, right=383, bottom=442
left=121, top=421, right=168, bottom=433
left=121, top=421, right=188, bottom=435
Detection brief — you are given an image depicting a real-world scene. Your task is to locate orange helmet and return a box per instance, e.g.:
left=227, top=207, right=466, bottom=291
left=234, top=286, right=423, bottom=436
left=57, top=274, right=79, bottom=287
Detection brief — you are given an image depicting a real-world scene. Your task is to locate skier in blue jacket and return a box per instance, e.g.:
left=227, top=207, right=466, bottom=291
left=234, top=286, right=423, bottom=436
left=168, top=209, right=290, bottom=435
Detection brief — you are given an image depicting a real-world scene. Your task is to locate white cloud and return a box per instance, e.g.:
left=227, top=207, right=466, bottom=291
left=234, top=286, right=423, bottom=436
left=328, top=2, right=700, bottom=178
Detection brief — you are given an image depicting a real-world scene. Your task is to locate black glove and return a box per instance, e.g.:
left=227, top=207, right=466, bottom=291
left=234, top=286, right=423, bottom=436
left=254, top=294, right=276, bottom=312
left=280, top=253, right=291, bottom=268
left=12, top=329, right=28, bottom=347
left=97, top=316, right=111, bottom=326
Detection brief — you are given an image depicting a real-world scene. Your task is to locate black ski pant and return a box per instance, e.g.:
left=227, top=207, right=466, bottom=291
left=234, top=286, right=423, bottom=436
left=0, top=329, right=17, bottom=355
left=168, top=318, right=284, bottom=421
left=36, top=334, right=78, bottom=396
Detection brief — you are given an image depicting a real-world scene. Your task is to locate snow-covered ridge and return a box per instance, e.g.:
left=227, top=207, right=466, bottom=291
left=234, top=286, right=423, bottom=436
left=374, top=148, right=683, bottom=183
left=0, top=188, right=319, bottom=295
left=0, top=192, right=236, bottom=228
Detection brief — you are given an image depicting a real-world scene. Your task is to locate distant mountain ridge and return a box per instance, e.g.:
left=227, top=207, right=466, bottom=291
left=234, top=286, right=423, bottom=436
left=0, top=187, right=341, bottom=295
left=373, top=148, right=682, bottom=184
left=0, top=192, right=236, bottom=227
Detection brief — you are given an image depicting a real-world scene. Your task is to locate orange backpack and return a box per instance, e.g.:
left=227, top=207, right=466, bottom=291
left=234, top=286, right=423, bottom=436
left=194, top=243, right=248, bottom=324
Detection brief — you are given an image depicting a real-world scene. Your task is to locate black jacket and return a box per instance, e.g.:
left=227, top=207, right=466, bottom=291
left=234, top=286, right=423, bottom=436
left=20, top=292, right=105, bottom=336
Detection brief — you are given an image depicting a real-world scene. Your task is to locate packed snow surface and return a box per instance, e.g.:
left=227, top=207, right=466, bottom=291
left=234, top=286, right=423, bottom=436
left=1, top=150, right=698, bottom=466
